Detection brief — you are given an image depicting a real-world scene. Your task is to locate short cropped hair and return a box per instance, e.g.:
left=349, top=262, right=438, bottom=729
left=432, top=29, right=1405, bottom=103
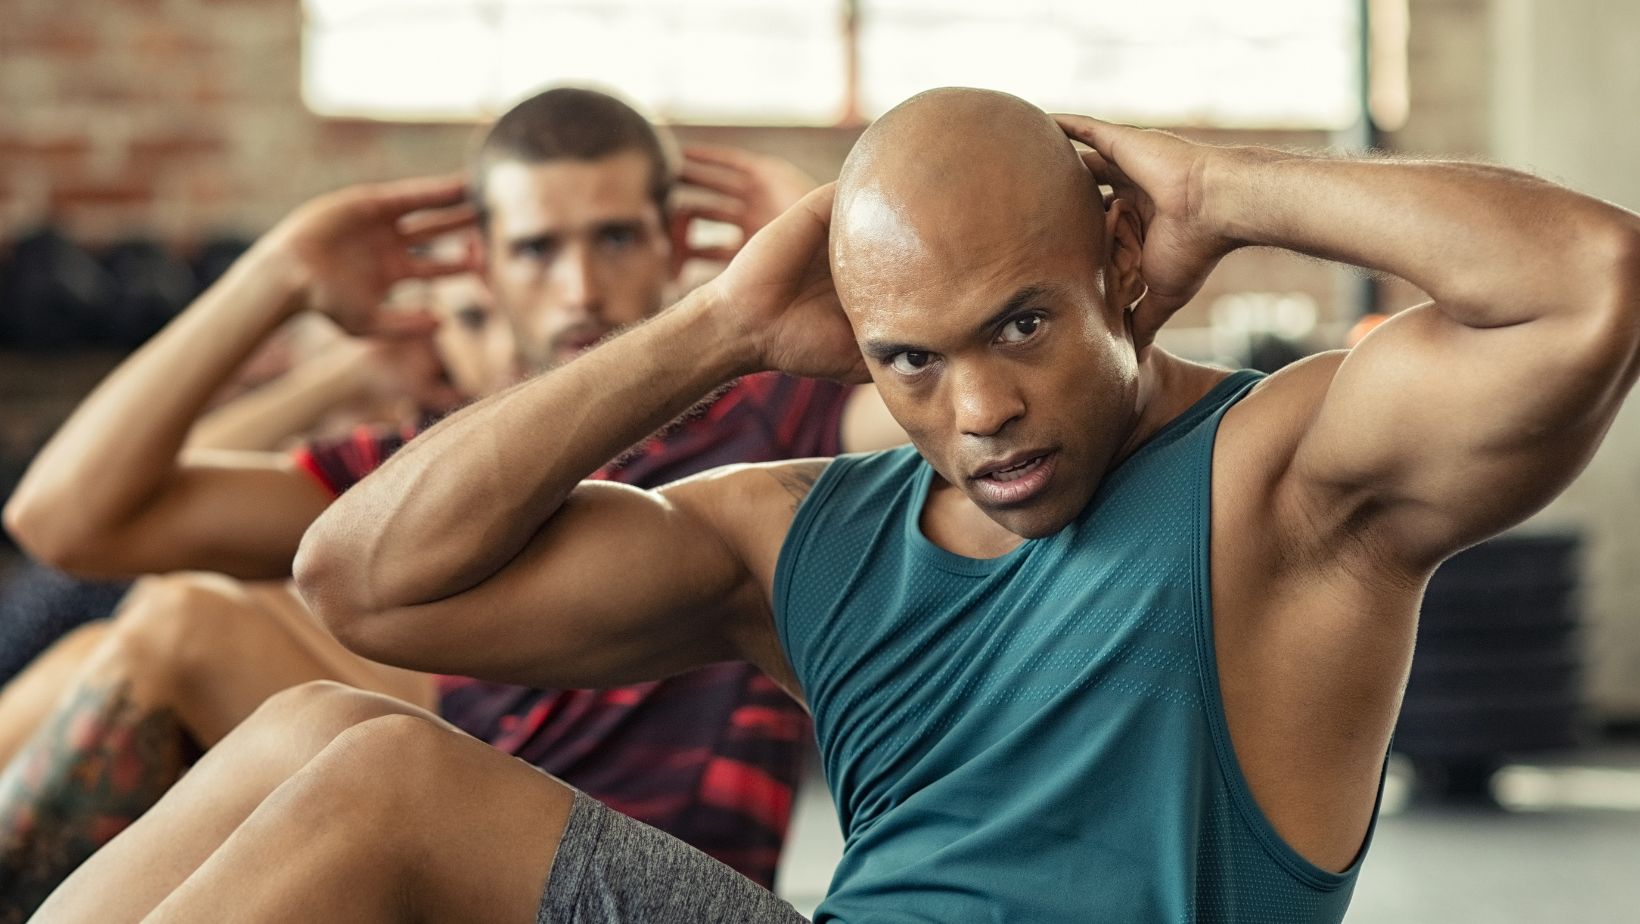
left=471, top=86, right=677, bottom=225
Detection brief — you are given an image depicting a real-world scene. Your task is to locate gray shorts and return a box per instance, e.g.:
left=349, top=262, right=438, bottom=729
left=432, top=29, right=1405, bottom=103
left=537, top=789, right=812, bottom=923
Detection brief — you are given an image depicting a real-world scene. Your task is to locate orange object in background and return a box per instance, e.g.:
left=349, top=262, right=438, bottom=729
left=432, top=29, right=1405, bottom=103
left=1347, top=312, right=1390, bottom=348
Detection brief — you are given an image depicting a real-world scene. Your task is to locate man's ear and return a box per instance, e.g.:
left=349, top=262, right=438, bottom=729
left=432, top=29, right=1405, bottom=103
left=1103, top=198, right=1145, bottom=313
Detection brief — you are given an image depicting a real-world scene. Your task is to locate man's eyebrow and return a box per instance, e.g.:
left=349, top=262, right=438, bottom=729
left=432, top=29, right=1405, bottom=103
left=506, top=231, right=558, bottom=252
left=860, top=284, right=1062, bottom=362
left=979, top=284, right=1056, bottom=333
left=862, top=337, right=923, bottom=362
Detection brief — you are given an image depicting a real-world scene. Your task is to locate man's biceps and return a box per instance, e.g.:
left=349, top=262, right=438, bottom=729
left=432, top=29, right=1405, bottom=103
left=526, top=495, right=739, bottom=606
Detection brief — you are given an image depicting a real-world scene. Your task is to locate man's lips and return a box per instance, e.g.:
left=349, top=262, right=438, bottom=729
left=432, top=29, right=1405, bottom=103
left=969, top=449, right=1058, bottom=506
left=971, top=448, right=1055, bottom=480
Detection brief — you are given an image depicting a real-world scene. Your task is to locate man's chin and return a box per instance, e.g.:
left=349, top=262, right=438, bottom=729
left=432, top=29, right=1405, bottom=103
left=975, top=491, right=1083, bottom=541
left=990, top=509, right=1073, bottom=541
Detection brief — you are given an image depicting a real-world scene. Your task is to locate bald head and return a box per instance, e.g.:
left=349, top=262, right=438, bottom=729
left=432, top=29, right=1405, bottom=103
left=831, top=88, right=1103, bottom=308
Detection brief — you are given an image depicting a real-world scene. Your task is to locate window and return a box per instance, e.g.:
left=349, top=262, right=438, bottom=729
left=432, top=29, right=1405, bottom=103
left=303, top=0, right=847, bottom=123
left=304, top=0, right=1373, bottom=129
left=857, top=0, right=1361, bottom=128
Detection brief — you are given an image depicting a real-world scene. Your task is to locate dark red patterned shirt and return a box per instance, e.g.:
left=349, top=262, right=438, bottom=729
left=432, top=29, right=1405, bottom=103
left=292, top=372, right=849, bottom=888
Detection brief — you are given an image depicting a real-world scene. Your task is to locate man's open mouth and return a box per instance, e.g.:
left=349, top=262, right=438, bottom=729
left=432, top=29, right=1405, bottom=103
left=971, top=450, right=1058, bottom=506
left=985, top=455, right=1046, bottom=483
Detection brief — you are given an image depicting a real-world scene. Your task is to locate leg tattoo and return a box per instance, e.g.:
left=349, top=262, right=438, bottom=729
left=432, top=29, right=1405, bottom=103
left=0, top=681, right=198, bottom=921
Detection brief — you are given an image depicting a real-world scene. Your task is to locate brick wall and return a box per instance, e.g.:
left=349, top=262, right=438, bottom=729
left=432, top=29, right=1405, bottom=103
left=0, top=0, right=476, bottom=247
left=2, top=0, right=1392, bottom=338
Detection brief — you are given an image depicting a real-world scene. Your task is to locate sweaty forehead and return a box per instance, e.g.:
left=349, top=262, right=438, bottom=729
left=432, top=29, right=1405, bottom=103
left=830, top=88, right=1100, bottom=314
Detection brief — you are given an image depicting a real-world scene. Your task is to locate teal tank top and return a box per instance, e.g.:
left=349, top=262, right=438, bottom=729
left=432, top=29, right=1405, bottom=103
left=773, top=371, right=1375, bottom=922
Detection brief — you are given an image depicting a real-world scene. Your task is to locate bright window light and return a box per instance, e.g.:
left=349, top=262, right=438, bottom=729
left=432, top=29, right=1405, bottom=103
left=303, top=0, right=848, bottom=124
left=303, top=0, right=1364, bottom=129
left=857, top=0, right=1362, bottom=128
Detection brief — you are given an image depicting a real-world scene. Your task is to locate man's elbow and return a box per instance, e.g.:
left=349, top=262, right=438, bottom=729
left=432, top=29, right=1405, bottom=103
left=297, top=515, right=436, bottom=671
left=292, top=527, right=362, bottom=638
left=1600, top=214, right=1640, bottom=296
left=1594, top=222, right=1640, bottom=376
left=1616, top=222, right=1640, bottom=308
left=1553, top=221, right=1640, bottom=383
left=3, top=488, right=102, bottom=573
left=1, top=491, right=46, bottom=560
left=290, top=528, right=391, bottom=661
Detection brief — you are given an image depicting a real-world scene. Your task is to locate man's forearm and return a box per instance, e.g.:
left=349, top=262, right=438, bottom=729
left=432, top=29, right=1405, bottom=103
left=296, top=288, right=758, bottom=616
left=4, top=243, right=307, bottom=561
left=1208, top=150, right=1640, bottom=327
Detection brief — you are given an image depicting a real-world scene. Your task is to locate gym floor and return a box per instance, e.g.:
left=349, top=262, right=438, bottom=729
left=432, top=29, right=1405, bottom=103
left=775, top=744, right=1640, bottom=921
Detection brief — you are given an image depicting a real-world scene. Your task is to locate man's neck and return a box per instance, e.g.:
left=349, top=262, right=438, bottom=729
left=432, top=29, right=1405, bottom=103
left=1111, top=348, right=1231, bottom=468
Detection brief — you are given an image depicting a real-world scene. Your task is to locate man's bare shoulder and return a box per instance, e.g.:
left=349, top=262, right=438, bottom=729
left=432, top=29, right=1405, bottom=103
left=1215, top=350, right=1347, bottom=475
left=1229, top=350, right=1348, bottom=429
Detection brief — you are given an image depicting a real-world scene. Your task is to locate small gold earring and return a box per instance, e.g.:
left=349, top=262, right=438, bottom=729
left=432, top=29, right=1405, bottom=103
left=1126, top=284, right=1150, bottom=312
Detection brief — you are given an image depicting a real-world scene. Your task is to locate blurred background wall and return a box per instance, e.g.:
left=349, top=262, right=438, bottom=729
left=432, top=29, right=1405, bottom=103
left=2, top=0, right=1637, bottom=721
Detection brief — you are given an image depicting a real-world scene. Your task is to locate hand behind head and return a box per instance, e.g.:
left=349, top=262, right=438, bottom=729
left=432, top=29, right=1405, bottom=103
left=271, top=174, right=478, bottom=335
left=703, top=184, right=867, bottom=384
left=1055, top=114, right=1234, bottom=333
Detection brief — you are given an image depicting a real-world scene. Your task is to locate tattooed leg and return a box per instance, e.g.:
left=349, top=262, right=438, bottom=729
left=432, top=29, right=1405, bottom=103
left=0, top=573, right=432, bottom=920
left=0, top=680, right=195, bottom=922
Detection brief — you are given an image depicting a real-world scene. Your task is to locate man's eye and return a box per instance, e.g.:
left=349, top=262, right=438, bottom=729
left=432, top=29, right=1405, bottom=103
left=889, top=351, right=932, bottom=375
left=601, top=227, right=638, bottom=250
left=516, top=240, right=555, bottom=261
left=455, top=306, right=488, bottom=331
left=998, top=314, right=1042, bottom=344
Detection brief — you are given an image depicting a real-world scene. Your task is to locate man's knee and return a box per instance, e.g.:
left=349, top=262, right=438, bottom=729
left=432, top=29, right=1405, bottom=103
left=276, top=713, right=461, bottom=825
left=309, top=712, right=551, bottom=812
left=228, top=711, right=574, bottom=917
left=326, top=713, right=455, bottom=780
left=238, top=680, right=429, bottom=761
left=119, top=572, right=245, bottom=619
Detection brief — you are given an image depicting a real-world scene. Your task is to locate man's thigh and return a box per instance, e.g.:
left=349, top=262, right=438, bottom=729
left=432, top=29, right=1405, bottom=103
left=308, top=716, right=808, bottom=923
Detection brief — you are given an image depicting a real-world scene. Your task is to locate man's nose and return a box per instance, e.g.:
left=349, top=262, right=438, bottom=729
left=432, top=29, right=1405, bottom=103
left=553, top=244, right=604, bottom=316
left=951, top=365, right=1026, bottom=438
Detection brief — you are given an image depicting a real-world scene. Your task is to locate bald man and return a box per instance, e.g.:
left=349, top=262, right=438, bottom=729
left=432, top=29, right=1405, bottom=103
left=36, top=88, right=1640, bottom=922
